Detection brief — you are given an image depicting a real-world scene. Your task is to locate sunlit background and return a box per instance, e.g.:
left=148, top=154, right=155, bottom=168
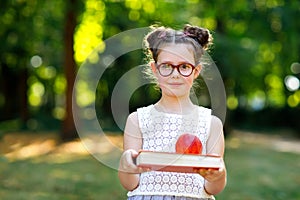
left=1, top=0, right=299, bottom=135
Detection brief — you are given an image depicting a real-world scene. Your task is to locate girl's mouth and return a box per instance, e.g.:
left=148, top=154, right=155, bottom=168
left=168, top=82, right=183, bottom=86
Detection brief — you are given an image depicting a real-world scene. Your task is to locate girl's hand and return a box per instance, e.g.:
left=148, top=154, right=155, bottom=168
left=197, top=167, right=226, bottom=182
left=119, top=149, right=150, bottom=174
left=194, top=156, right=226, bottom=183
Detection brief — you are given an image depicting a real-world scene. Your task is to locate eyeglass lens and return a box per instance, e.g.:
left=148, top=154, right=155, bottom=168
left=157, top=63, right=195, bottom=77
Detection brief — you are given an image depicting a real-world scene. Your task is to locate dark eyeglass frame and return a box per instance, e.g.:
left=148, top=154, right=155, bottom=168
left=155, top=62, right=196, bottom=77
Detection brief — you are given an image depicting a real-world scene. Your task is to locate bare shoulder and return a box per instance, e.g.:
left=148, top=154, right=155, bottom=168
left=127, top=111, right=139, bottom=125
left=125, top=111, right=140, bottom=135
left=209, top=115, right=223, bottom=137
left=123, top=111, right=142, bottom=150
left=206, top=115, right=225, bottom=155
left=210, top=115, right=223, bottom=130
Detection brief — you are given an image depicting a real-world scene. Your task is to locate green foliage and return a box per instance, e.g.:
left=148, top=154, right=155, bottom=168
left=0, top=0, right=65, bottom=70
left=0, top=0, right=299, bottom=131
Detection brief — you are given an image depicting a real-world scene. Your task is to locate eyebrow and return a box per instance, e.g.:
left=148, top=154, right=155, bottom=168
left=158, top=61, right=194, bottom=65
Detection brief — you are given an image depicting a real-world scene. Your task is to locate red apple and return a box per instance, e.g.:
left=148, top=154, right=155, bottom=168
left=175, top=133, right=202, bottom=154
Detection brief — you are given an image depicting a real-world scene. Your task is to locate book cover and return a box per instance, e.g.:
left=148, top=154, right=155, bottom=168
left=135, top=151, right=222, bottom=173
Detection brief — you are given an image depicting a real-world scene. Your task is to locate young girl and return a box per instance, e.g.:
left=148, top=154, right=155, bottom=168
left=118, top=24, right=226, bottom=200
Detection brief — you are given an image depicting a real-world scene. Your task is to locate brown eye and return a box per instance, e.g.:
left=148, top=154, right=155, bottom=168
left=179, top=63, right=193, bottom=71
left=178, top=63, right=195, bottom=77
left=157, top=63, right=174, bottom=77
left=161, top=63, right=172, bottom=70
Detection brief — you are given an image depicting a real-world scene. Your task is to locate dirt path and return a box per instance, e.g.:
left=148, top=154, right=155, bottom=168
left=1, top=130, right=299, bottom=161
left=0, top=132, right=124, bottom=161
left=228, top=129, right=300, bottom=154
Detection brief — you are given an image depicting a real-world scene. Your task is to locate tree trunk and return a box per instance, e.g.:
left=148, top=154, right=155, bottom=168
left=61, top=0, right=78, bottom=140
left=1, top=64, right=18, bottom=120
left=19, top=67, right=29, bottom=128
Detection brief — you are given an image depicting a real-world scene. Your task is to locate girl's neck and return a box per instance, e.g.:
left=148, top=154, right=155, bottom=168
left=155, top=95, right=195, bottom=114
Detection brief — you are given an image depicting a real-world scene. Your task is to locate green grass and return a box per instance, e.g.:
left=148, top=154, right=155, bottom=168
left=0, top=156, right=127, bottom=200
left=0, top=136, right=299, bottom=200
left=218, top=142, right=300, bottom=200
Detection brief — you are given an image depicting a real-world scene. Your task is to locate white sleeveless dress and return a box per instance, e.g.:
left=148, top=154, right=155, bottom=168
left=127, top=105, right=215, bottom=200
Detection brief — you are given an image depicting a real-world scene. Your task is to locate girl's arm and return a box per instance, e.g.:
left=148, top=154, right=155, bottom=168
left=202, top=115, right=227, bottom=195
left=118, top=112, right=144, bottom=191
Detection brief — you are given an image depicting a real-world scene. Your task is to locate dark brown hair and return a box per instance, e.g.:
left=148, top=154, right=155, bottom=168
left=144, top=24, right=213, bottom=64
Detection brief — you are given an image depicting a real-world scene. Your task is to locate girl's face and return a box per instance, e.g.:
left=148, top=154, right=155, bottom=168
left=151, top=43, right=201, bottom=98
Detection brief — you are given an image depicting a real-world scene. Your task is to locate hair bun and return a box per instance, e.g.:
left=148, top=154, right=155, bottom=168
left=183, top=24, right=212, bottom=49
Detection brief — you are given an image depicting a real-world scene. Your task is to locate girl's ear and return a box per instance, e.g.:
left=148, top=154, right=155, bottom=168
left=194, top=64, right=202, bottom=79
left=150, top=61, right=157, bottom=74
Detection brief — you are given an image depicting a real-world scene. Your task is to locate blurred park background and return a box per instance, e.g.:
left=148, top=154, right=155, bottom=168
left=0, top=0, right=299, bottom=199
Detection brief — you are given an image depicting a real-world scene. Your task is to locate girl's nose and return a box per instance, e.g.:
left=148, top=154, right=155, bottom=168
left=171, top=67, right=180, bottom=77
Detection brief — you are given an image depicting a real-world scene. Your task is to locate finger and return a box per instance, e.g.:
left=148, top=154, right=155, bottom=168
left=218, top=166, right=225, bottom=172
left=125, top=149, right=138, bottom=165
left=120, top=150, right=140, bottom=173
left=199, top=171, right=206, bottom=177
left=207, top=168, right=217, bottom=174
left=139, top=166, right=152, bottom=173
left=209, top=153, right=220, bottom=156
left=198, top=168, right=208, bottom=177
left=131, top=150, right=139, bottom=158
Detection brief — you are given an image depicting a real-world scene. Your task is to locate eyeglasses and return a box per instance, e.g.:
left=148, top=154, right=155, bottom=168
left=156, top=62, right=195, bottom=77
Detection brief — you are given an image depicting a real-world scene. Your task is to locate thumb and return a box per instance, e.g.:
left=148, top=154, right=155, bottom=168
left=131, top=150, right=139, bottom=158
